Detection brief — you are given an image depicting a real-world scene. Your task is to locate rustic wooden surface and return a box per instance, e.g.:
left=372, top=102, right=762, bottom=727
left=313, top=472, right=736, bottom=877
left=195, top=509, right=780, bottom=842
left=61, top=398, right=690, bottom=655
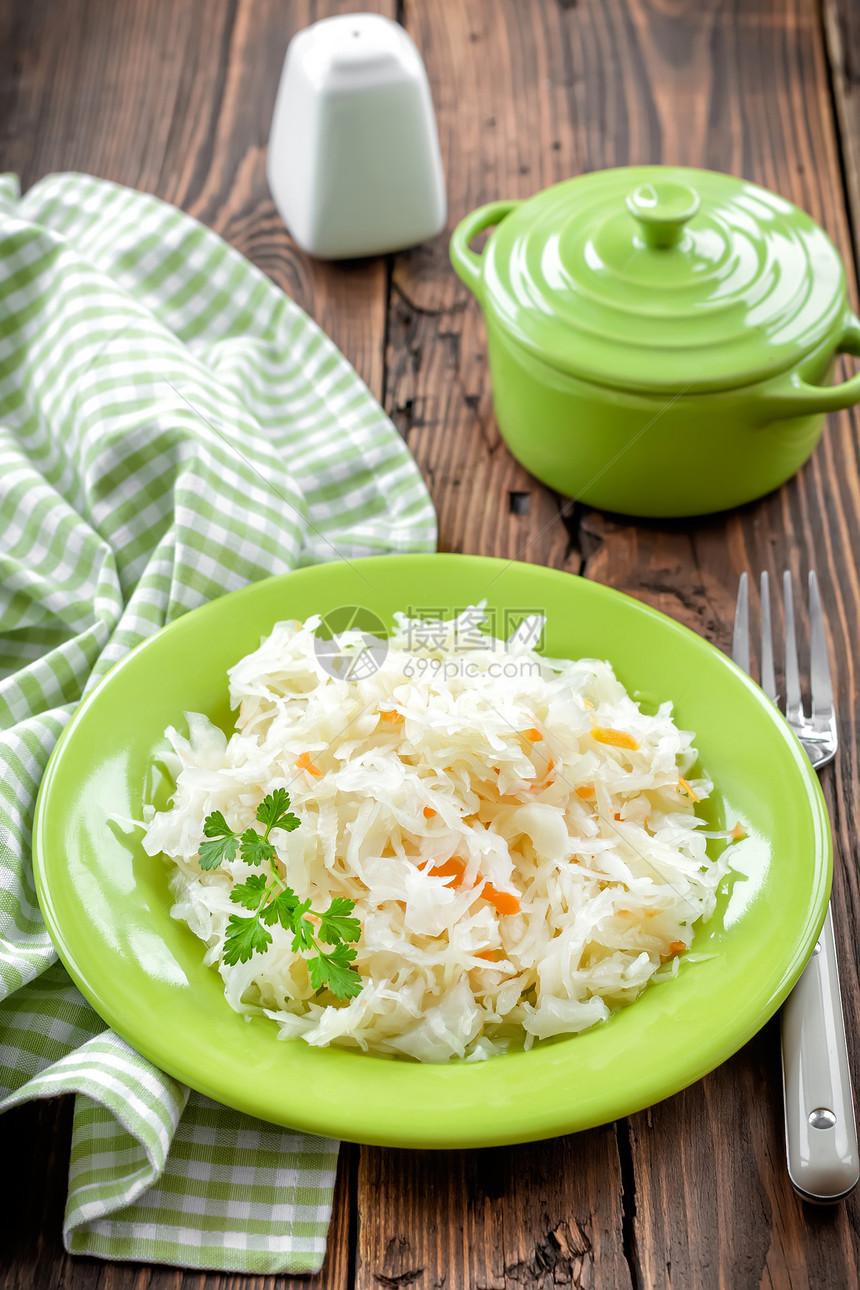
left=2, top=0, right=860, bottom=1286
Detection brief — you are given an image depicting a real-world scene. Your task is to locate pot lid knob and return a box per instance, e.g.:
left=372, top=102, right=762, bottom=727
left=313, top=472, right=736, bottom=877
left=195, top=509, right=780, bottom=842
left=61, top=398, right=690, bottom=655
left=625, top=180, right=701, bottom=249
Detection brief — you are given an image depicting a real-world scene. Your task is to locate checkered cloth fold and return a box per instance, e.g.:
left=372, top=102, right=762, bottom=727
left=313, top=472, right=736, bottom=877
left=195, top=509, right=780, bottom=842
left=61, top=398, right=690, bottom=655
left=0, top=172, right=436, bottom=1273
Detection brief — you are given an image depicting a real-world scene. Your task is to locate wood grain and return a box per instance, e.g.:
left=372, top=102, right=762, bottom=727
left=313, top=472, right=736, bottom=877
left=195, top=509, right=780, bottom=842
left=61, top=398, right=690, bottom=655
left=0, top=0, right=393, bottom=398
left=561, top=3, right=860, bottom=1283
left=824, top=0, right=860, bottom=259
left=362, top=1, right=860, bottom=1288
left=356, top=1131, right=633, bottom=1290
left=0, top=3, right=371, bottom=1288
left=4, top=0, right=860, bottom=1287
left=385, top=0, right=584, bottom=572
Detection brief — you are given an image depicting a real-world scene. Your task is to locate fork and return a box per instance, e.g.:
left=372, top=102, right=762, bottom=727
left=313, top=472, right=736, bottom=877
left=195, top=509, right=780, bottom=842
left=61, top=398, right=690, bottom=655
left=734, top=571, right=859, bottom=1202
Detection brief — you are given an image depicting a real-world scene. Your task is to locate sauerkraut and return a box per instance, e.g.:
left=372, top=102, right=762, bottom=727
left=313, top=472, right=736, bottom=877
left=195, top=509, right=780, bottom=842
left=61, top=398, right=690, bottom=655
left=142, top=607, right=727, bottom=1062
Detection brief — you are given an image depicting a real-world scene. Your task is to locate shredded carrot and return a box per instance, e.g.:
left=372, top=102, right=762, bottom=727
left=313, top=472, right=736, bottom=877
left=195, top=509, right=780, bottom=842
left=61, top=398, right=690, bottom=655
left=423, top=806, right=437, bottom=819
left=524, top=727, right=543, bottom=742
left=428, top=857, right=466, bottom=888
left=426, top=858, right=520, bottom=915
left=614, top=811, right=623, bottom=821
left=295, top=751, right=323, bottom=776
left=669, top=940, right=686, bottom=955
left=530, top=762, right=555, bottom=793
left=476, top=949, right=498, bottom=962
left=482, top=884, right=521, bottom=916
left=576, top=785, right=596, bottom=800
left=379, top=708, right=403, bottom=724
left=678, top=777, right=700, bottom=802
left=731, top=823, right=747, bottom=841
left=591, top=726, right=640, bottom=751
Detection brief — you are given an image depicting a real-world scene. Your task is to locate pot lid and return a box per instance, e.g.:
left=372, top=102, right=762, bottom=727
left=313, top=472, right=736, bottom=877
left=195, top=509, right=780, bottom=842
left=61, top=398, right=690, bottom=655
left=480, top=166, right=848, bottom=393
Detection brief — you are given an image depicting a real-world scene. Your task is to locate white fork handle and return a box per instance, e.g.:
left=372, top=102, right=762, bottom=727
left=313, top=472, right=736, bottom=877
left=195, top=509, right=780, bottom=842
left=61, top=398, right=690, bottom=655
left=781, top=903, right=859, bottom=1201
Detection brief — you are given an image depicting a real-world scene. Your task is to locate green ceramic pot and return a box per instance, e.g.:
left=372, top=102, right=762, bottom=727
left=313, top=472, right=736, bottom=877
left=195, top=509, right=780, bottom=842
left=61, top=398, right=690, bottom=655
left=450, top=167, right=860, bottom=517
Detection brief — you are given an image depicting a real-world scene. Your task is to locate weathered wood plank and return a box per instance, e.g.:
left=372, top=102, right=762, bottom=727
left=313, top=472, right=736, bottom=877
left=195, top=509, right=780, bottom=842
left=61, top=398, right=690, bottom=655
left=0, top=1098, right=77, bottom=1290
left=359, top=4, right=634, bottom=1286
left=384, top=0, right=584, bottom=571
left=357, top=1130, right=632, bottom=1290
left=570, top=10, right=860, bottom=1282
left=0, top=0, right=392, bottom=398
left=362, top=1, right=860, bottom=1288
left=824, top=0, right=860, bottom=254
left=596, top=0, right=860, bottom=1275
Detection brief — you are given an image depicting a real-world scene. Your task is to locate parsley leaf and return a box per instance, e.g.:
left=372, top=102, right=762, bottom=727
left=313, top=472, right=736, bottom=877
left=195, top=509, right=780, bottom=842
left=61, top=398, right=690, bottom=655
left=199, top=793, right=363, bottom=998
left=198, top=792, right=296, bottom=871
left=199, top=811, right=240, bottom=870
left=223, top=912, right=272, bottom=965
left=290, top=911, right=317, bottom=955
left=256, top=788, right=300, bottom=833
left=203, top=810, right=232, bottom=838
left=316, top=896, right=362, bottom=946
left=230, top=873, right=270, bottom=911
left=260, top=888, right=301, bottom=929
left=309, top=943, right=363, bottom=998
left=239, top=827, right=275, bottom=867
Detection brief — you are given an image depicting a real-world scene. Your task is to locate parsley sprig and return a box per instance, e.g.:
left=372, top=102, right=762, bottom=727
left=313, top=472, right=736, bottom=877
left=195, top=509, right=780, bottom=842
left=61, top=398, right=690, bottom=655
left=198, top=790, right=363, bottom=999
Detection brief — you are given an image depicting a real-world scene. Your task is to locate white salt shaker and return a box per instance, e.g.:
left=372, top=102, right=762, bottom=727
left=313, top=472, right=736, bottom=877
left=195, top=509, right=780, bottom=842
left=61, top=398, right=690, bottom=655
left=267, top=13, right=447, bottom=259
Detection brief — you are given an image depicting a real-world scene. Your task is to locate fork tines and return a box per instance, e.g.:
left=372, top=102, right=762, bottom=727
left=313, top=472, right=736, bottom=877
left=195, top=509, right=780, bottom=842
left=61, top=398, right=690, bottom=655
left=733, top=569, right=835, bottom=739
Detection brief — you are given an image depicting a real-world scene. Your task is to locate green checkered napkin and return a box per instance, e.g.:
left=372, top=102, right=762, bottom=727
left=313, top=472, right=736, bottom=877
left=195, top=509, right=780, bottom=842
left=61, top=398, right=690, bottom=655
left=0, top=172, right=436, bottom=1274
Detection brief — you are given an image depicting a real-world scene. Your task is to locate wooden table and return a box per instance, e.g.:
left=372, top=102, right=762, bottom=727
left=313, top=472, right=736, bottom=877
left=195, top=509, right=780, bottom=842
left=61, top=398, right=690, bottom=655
left=3, top=1, right=860, bottom=1286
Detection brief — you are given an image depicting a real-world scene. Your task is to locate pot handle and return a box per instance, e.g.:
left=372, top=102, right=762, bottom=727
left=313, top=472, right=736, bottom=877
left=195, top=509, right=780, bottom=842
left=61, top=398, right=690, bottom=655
left=449, top=201, right=521, bottom=296
left=762, top=314, right=860, bottom=416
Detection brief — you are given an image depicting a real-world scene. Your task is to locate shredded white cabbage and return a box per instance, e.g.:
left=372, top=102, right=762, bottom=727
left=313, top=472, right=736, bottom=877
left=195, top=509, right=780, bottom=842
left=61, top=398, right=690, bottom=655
left=143, top=607, right=728, bottom=1062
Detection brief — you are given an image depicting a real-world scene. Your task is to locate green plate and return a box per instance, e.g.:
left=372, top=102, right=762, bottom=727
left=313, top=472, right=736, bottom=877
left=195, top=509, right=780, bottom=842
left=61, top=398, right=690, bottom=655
left=32, top=555, right=830, bottom=1148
